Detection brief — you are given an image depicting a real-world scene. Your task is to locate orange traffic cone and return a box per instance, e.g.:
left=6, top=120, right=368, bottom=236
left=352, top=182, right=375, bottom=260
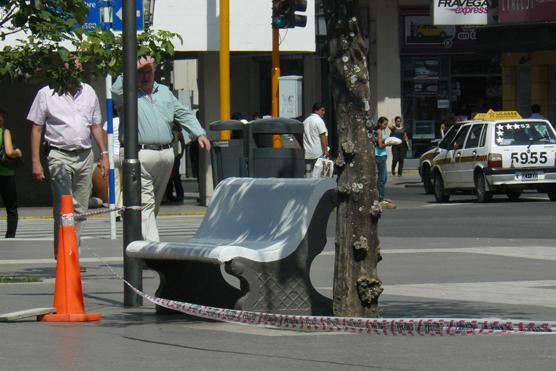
left=40, top=195, right=101, bottom=322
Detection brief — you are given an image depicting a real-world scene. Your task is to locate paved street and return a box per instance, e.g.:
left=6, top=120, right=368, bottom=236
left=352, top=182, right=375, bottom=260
left=0, top=177, right=555, bottom=370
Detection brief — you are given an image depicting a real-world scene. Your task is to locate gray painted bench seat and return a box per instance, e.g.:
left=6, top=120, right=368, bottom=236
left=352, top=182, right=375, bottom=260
left=126, top=177, right=337, bottom=315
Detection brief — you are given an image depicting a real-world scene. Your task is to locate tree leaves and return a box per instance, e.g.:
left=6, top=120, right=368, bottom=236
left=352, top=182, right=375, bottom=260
left=0, top=1, right=180, bottom=94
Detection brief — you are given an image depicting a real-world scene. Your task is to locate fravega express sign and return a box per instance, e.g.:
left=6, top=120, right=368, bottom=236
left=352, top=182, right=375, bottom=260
left=433, top=0, right=488, bottom=25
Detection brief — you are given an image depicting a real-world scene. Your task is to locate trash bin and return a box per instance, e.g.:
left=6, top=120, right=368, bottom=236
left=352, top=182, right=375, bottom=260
left=209, top=120, right=247, bottom=185
left=247, top=117, right=305, bottom=178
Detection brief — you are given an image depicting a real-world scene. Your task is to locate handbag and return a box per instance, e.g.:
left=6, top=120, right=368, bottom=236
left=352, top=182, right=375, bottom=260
left=0, top=129, right=23, bottom=169
left=311, top=157, right=334, bottom=178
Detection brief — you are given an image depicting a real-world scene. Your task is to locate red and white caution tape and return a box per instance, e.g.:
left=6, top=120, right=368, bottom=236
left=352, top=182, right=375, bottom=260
left=88, top=245, right=556, bottom=336
left=63, top=205, right=144, bottom=221
left=123, top=279, right=556, bottom=336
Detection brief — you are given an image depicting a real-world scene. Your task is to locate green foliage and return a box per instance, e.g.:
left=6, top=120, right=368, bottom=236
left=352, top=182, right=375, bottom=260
left=0, top=276, right=41, bottom=283
left=0, top=0, right=88, bottom=40
left=0, top=1, right=181, bottom=93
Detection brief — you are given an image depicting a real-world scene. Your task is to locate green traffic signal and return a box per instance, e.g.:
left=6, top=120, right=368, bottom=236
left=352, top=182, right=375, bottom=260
left=272, top=0, right=307, bottom=29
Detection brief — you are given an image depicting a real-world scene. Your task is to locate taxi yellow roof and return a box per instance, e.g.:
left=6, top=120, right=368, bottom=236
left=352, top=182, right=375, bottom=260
left=473, top=109, right=522, bottom=120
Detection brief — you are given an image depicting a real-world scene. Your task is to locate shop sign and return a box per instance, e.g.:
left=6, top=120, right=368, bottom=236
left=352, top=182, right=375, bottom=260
left=400, top=8, right=479, bottom=54
left=498, top=0, right=556, bottom=23
left=437, top=99, right=451, bottom=108
left=433, top=0, right=488, bottom=25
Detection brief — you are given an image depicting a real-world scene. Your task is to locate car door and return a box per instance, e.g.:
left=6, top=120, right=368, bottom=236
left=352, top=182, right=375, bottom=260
left=443, top=124, right=471, bottom=188
left=459, top=123, right=485, bottom=187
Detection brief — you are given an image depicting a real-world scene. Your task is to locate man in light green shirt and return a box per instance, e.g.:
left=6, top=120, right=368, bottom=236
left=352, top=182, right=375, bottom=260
left=111, top=56, right=211, bottom=241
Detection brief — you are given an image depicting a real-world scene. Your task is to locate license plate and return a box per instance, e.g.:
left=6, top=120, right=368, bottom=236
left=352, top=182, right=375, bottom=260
left=515, top=171, right=539, bottom=181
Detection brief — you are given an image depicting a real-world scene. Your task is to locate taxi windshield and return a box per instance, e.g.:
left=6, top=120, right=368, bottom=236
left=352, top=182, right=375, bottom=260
left=494, top=121, right=556, bottom=146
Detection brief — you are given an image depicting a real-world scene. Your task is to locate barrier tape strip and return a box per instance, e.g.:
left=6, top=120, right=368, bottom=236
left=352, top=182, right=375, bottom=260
left=85, top=247, right=556, bottom=336
left=62, top=205, right=144, bottom=222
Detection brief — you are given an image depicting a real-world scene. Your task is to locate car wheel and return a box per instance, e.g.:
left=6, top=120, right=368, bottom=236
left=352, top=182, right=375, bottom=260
left=548, top=189, right=556, bottom=201
left=433, top=172, right=450, bottom=203
left=422, top=167, right=433, bottom=194
left=475, top=172, right=492, bottom=203
left=506, top=190, right=522, bottom=201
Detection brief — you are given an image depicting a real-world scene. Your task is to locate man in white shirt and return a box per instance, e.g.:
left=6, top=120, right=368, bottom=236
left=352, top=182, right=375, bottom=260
left=28, top=79, right=109, bottom=258
left=529, top=104, right=546, bottom=120
left=303, top=103, right=329, bottom=174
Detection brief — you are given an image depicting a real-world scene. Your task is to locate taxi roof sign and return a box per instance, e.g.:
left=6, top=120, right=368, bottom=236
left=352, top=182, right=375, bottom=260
left=473, top=109, right=522, bottom=120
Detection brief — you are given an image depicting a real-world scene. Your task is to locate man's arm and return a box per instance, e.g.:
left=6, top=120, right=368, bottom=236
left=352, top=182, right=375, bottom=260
left=31, top=124, right=45, bottom=182
left=110, top=75, right=124, bottom=110
left=173, top=96, right=211, bottom=151
left=91, top=124, right=109, bottom=177
left=319, top=133, right=329, bottom=157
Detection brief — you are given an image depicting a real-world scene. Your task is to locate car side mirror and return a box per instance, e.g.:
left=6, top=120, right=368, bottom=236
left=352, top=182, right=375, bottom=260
left=453, top=143, right=460, bottom=150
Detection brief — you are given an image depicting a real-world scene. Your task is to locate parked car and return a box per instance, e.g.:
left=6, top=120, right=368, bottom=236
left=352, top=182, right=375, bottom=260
left=429, top=110, right=556, bottom=203
left=418, top=123, right=463, bottom=194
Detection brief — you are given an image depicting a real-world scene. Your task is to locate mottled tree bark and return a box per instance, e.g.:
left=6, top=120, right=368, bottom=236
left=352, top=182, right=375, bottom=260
left=323, top=0, right=383, bottom=317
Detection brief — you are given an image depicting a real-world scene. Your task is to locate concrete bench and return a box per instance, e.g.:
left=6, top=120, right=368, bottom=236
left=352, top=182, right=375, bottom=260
left=126, top=177, right=337, bottom=315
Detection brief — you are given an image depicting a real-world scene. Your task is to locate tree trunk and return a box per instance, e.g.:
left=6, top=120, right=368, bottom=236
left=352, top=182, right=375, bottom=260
left=323, top=0, right=383, bottom=317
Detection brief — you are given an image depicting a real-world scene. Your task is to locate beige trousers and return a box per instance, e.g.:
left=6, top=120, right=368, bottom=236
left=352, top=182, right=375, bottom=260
left=134, top=148, right=174, bottom=241
left=47, top=148, right=93, bottom=258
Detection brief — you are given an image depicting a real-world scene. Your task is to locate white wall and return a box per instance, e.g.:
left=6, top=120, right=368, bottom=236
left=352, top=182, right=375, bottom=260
left=153, top=0, right=316, bottom=52
left=369, top=0, right=402, bottom=122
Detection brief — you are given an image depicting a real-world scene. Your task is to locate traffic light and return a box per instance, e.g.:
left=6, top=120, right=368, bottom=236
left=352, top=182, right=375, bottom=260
left=272, top=0, right=307, bottom=29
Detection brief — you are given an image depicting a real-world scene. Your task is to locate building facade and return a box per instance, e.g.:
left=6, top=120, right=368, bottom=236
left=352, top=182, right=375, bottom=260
left=1, top=0, right=555, bottom=205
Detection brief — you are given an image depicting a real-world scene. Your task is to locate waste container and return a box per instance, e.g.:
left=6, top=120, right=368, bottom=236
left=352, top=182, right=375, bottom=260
left=209, top=120, right=247, bottom=185
left=247, top=117, right=305, bottom=178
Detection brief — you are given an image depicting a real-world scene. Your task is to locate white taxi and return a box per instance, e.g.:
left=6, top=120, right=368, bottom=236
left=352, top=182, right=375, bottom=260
left=430, top=110, right=556, bottom=203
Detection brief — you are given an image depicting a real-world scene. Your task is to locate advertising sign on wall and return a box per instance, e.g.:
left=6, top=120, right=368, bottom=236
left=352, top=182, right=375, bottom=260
left=498, top=0, right=556, bottom=23
left=400, top=8, right=480, bottom=54
left=432, top=0, right=488, bottom=25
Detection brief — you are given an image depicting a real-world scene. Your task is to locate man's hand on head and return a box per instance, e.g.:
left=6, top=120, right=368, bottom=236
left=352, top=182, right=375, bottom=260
left=137, top=56, right=155, bottom=70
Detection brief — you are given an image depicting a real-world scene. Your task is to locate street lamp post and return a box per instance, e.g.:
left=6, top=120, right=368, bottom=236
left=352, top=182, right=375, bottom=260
left=122, top=0, right=143, bottom=307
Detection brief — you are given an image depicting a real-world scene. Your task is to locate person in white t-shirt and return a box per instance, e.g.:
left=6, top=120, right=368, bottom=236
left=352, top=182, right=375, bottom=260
left=303, top=103, right=329, bottom=174
left=28, top=75, right=108, bottom=258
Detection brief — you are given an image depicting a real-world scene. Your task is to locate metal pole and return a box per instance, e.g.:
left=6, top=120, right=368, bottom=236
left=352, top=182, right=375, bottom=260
left=271, top=28, right=281, bottom=148
left=122, top=0, right=143, bottom=307
left=219, top=0, right=231, bottom=138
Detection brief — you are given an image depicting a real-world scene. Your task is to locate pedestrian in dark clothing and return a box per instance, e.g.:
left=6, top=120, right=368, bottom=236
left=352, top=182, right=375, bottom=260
left=0, top=106, right=22, bottom=238
left=165, top=123, right=186, bottom=202
left=390, top=116, right=408, bottom=177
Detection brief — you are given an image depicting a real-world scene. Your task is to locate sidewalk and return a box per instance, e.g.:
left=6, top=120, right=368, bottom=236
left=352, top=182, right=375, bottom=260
left=1, top=171, right=554, bottom=370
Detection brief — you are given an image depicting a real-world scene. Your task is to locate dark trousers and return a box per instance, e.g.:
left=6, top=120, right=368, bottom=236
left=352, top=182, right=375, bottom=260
left=0, top=175, right=18, bottom=238
left=165, top=156, right=184, bottom=202
left=391, top=145, right=407, bottom=176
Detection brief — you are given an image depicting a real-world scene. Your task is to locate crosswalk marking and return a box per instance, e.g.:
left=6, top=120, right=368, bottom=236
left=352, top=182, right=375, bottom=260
left=0, top=215, right=204, bottom=240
